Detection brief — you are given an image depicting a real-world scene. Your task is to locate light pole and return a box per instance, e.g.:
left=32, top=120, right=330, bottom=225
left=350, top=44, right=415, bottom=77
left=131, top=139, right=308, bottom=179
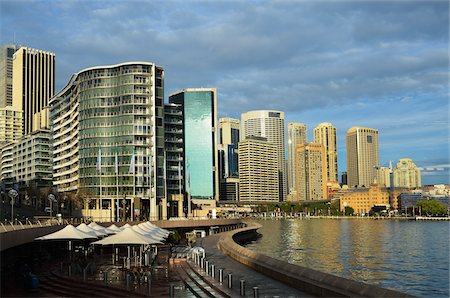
left=8, top=189, right=18, bottom=223
left=48, top=194, right=56, bottom=218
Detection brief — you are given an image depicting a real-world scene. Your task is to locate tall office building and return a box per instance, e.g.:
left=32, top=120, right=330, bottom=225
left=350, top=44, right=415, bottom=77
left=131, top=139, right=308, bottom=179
left=0, top=107, right=23, bottom=143
left=287, top=123, right=307, bottom=195
left=12, top=47, right=55, bottom=135
left=50, top=62, right=165, bottom=221
left=295, top=143, right=327, bottom=201
left=0, top=44, right=19, bottom=107
left=168, top=88, right=218, bottom=201
left=218, top=118, right=240, bottom=201
left=314, top=122, right=338, bottom=182
left=241, top=110, right=286, bottom=201
left=393, top=158, right=421, bottom=188
left=238, top=136, right=278, bottom=202
left=346, top=127, right=379, bottom=188
left=377, top=166, right=391, bottom=188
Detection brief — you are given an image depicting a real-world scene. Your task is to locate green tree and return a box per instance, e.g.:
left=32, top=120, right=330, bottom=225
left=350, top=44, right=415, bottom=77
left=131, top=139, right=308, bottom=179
left=344, top=206, right=354, bottom=216
left=416, top=200, right=447, bottom=216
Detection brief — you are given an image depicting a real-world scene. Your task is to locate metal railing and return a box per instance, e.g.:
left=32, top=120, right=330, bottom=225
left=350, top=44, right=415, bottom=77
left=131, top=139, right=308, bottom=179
left=0, top=217, right=70, bottom=233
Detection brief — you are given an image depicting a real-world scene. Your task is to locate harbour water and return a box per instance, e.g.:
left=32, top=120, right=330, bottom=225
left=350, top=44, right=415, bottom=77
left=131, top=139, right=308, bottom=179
left=245, top=218, right=449, bottom=297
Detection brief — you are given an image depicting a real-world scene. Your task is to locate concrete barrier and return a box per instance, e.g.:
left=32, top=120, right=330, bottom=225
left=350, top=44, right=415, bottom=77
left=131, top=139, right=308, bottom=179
left=218, top=222, right=413, bottom=297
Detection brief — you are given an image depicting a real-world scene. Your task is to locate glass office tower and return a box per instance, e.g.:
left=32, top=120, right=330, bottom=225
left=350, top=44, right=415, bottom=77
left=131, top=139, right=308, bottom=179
left=168, top=88, right=218, bottom=200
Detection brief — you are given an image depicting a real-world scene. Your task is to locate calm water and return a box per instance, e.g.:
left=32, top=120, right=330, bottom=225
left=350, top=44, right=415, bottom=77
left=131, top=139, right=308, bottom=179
left=245, top=218, right=449, bottom=297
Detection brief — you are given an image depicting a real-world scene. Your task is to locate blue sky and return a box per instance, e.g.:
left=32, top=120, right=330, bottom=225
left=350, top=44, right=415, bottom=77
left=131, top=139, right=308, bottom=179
left=1, top=0, right=448, bottom=184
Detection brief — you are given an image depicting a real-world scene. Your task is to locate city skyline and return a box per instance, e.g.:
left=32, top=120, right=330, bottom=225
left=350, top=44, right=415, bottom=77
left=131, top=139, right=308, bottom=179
left=1, top=1, right=448, bottom=185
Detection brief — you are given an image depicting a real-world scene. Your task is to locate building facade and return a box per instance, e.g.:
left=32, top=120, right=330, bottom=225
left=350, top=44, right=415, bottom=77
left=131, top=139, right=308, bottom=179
left=50, top=62, right=165, bottom=221
left=314, top=122, right=338, bottom=182
left=168, top=88, right=218, bottom=201
left=287, top=122, right=307, bottom=195
left=295, top=143, right=327, bottom=201
left=238, top=136, right=278, bottom=202
left=346, top=127, right=379, bottom=188
left=0, top=106, right=23, bottom=144
left=241, top=110, right=286, bottom=201
left=339, top=183, right=390, bottom=215
left=12, top=47, right=55, bottom=135
left=218, top=117, right=240, bottom=201
left=0, top=44, right=18, bottom=108
left=377, top=166, right=391, bottom=188
left=393, top=158, right=421, bottom=188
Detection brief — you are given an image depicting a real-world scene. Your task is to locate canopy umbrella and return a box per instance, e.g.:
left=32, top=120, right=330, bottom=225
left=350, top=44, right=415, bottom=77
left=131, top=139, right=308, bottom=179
left=107, top=224, right=122, bottom=233
left=77, top=223, right=107, bottom=237
left=140, top=222, right=170, bottom=235
left=137, top=224, right=169, bottom=239
left=131, top=225, right=165, bottom=242
left=91, top=228, right=163, bottom=246
left=121, top=223, right=132, bottom=229
left=88, top=222, right=116, bottom=234
left=35, top=224, right=97, bottom=240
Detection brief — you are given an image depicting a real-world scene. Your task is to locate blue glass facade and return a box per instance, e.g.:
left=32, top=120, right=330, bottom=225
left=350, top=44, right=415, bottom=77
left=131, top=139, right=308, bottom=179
left=170, top=89, right=216, bottom=199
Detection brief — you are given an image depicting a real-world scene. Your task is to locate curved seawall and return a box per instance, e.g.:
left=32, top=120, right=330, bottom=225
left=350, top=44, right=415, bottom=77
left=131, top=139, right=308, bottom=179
left=217, top=222, right=413, bottom=297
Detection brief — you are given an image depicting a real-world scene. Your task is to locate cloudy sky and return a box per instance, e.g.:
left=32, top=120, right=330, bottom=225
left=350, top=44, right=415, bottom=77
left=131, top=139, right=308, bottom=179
left=1, top=0, right=448, bottom=184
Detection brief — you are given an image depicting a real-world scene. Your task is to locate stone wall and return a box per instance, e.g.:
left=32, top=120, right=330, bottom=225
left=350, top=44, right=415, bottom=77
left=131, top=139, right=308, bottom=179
left=218, top=222, right=413, bottom=297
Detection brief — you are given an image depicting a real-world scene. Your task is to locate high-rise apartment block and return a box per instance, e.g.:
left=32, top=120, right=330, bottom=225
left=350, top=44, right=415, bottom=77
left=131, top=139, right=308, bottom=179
left=346, top=127, right=379, bottom=188
left=168, top=88, right=218, bottom=201
left=218, top=117, right=240, bottom=201
left=393, top=158, right=421, bottom=188
left=238, top=136, right=278, bottom=202
left=295, top=143, right=327, bottom=201
left=377, top=166, right=391, bottom=188
left=287, top=123, right=307, bottom=195
left=0, top=107, right=23, bottom=144
left=50, top=62, right=165, bottom=221
left=12, top=47, right=55, bottom=135
left=0, top=44, right=19, bottom=107
left=241, top=110, right=286, bottom=201
left=314, top=122, right=338, bottom=182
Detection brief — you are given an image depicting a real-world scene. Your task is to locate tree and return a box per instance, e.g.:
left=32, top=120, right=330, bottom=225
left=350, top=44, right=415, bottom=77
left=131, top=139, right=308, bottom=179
left=344, top=206, right=354, bottom=216
left=416, top=200, right=447, bottom=216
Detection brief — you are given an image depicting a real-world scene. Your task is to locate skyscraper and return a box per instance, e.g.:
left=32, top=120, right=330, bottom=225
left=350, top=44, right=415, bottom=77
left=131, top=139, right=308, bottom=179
left=287, top=123, right=307, bottom=195
left=314, top=122, right=338, bottom=182
left=295, top=143, right=327, bottom=201
left=0, top=44, right=19, bottom=108
left=12, top=47, right=55, bottom=135
left=238, top=136, right=278, bottom=202
left=218, top=118, right=240, bottom=201
left=168, top=88, right=218, bottom=201
left=393, top=158, right=421, bottom=188
left=241, top=110, right=286, bottom=201
left=346, top=127, right=379, bottom=188
left=50, top=62, right=164, bottom=221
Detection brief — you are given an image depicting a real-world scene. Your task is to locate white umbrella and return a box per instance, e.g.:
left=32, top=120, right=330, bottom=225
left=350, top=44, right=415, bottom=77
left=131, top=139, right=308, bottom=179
left=77, top=223, right=107, bottom=237
left=107, top=223, right=122, bottom=233
left=92, top=228, right=163, bottom=245
left=137, top=224, right=169, bottom=238
left=140, top=222, right=170, bottom=235
left=35, top=224, right=97, bottom=240
left=88, top=222, right=116, bottom=234
left=121, top=223, right=132, bottom=229
left=131, top=225, right=165, bottom=242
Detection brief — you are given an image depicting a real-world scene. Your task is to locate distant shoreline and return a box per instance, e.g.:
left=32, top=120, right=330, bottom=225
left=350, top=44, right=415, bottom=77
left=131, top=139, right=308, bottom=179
left=253, top=215, right=450, bottom=221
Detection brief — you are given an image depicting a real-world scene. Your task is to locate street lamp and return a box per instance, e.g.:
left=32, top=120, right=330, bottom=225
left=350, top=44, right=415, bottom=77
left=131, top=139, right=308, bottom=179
left=48, top=194, right=56, bottom=218
left=8, top=189, right=18, bottom=223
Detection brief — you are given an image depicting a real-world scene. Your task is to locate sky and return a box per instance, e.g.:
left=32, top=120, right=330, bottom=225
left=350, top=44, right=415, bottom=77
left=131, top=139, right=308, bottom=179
left=1, top=0, right=448, bottom=185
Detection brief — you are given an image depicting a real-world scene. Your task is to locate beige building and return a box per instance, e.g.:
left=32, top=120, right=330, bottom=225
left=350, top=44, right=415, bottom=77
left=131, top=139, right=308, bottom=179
left=295, top=143, right=327, bottom=201
left=346, top=127, right=379, bottom=188
left=287, top=122, right=307, bottom=195
left=12, top=47, right=55, bottom=135
left=377, top=166, right=391, bottom=188
left=393, top=158, right=421, bottom=188
left=238, top=136, right=278, bottom=202
left=0, top=142, right=15, bottom=189
left=241, top=110, right=286, bottom=201
left=0, top=106, right=23, bottom=144
left=314, top=122, right=338, bottom=182
left=339, top=183, right=390, bottom=214
left=0, top=44, right=19, bottom=108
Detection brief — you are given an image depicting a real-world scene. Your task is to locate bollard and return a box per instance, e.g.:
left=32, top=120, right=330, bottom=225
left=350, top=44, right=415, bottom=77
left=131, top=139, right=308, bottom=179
left=200, top=257, right=204, bottom=269
left=228, top=273, right=232, bottom=289
left=147, top=277, right=152, bottom=296
left=126, top=273, right=131, bottom=290
left=68, top=264, right=72, bottom=277
left=219, top=269, right=224, bottom=283
left=253, top=286, right=259, bottom=298
left=240, top=279, right=245, bottom=296
left=211, top=264, right=215, bottom=278
left=82, top=268, right=86, bottom=281
left=205, top=261, right=209, bottom=274
left=103, top=271, right=108, bottom=284
left=169, top=284, right=175, bottom=298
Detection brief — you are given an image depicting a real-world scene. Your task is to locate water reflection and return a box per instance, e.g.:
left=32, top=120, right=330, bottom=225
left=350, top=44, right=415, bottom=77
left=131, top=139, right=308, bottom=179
left=246, top=219, right=449, bottom=297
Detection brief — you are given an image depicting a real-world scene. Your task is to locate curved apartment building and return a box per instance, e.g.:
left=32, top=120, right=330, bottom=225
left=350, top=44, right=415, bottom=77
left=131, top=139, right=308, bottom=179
left=50, top=62, right=164, bottom=220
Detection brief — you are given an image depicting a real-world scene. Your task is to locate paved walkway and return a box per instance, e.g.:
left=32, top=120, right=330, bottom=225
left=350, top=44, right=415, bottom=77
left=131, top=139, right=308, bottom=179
left=196, top=234, right=312, bottom=298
